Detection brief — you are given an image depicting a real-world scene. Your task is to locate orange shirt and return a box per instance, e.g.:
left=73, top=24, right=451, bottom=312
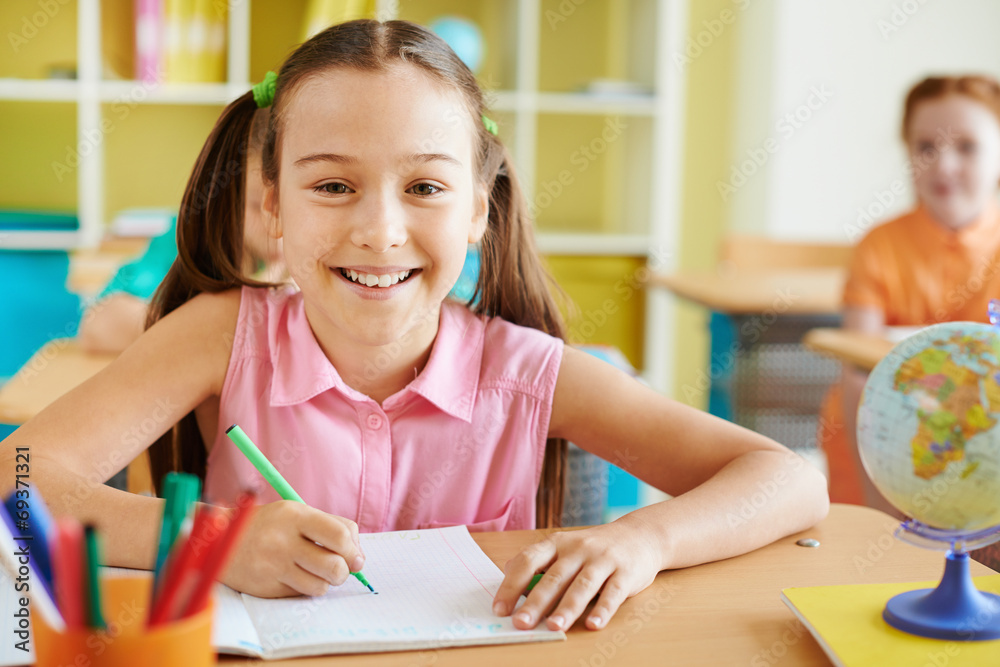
left=843, top=201, right=1000, bottom=325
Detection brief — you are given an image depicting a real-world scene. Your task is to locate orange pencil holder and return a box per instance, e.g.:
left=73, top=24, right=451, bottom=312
left=33, top=576, right=215, bottom=667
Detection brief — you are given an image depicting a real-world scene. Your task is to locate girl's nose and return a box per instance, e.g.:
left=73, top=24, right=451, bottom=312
left=351, top=191, right=407, bottom=252
left=933, top=146, right=962, bottom=175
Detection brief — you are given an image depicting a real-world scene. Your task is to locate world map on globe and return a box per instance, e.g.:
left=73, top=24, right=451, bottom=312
left=858, top=322, right=1000, bottom=532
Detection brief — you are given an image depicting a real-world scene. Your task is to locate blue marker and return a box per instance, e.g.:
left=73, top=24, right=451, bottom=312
left=1, top=491, right=56, bottom=606
left=4, top=485, right=55, bottom=594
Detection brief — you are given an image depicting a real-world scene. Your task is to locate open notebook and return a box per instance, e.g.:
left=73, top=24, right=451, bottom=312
left=1, top=525, right=563, bottom=664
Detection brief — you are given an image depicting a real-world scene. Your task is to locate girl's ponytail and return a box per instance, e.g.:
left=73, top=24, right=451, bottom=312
left=475, top=147, right=568, bottom=339
left=473, top=141, right=571, bottom=529
left=145, top=90, right=268, bottom=494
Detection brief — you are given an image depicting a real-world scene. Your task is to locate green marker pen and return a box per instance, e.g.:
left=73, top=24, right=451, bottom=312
left=83, top=525, right=107, bottom=630
left=154, top=472, right=201, bottom=589
left=225, top=424, right=375, bottom=593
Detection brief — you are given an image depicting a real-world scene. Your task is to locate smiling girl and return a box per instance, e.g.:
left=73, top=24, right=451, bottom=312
left=4, top=20, right=827, bottom=633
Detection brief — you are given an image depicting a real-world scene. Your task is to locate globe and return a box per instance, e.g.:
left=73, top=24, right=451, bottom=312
left=857, top=319, right=1000, bottom=641
left=857, top=321, right=1000, bottom=532
left=429, top=16, right=485, bottom=73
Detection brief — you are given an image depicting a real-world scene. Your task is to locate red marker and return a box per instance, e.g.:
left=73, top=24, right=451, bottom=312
left=178, top=492, right=257, bottom=619
left=50, top=519, right=85, bottom=629
left=148, top=506, right=220, bottom=627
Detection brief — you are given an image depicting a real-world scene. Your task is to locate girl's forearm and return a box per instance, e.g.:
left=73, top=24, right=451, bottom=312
left=615, top=449, right=830, bottom=571
left=0, top=453, right=164, bottom=570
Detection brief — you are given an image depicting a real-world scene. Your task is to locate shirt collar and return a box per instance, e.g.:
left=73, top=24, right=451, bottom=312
left=267, top=289, right=345, bottom=407
left=393, top=301, right=484, bottom=421
left=268, top=296, right=484, bottom=422
left=914, top=198, right=1000, bottom=252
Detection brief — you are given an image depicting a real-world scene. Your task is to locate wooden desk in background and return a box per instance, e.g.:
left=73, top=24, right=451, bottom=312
left=803, top=328, right=896, bottom=372
left=0, top=339, right=114, bottom=425
left=0, top=339, right=152, bottom=493
left=220, top=504, right=993, bottom=666
left=649, top=267, right=846, bottom=315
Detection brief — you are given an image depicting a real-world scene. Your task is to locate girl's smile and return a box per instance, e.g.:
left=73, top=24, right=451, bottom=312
left=334, top=266, right=422, bottom=300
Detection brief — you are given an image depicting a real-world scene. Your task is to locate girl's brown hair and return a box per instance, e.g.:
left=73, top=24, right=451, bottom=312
left=147, top=20, right=569, bottom=528
left=902, top=75, right=1000, bottom=141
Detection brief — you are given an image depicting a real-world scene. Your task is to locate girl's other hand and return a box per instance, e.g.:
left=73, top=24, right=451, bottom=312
left=492, top=520, right=661, bottom=631
left=221, top=500, right=365, bottom=597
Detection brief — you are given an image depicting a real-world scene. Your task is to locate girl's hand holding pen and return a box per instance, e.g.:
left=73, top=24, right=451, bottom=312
left=491, top=519, right=660, bottom=632
left=220, top=500, right=366, bottom=598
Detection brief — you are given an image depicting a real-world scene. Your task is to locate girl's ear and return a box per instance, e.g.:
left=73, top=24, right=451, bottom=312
left=262, top=183, right=282, bottom=239
left=469, top=188, right=489, bottom=243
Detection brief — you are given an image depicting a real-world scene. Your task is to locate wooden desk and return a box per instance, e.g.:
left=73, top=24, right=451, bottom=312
left=221, top=504, right=993, bottom=666
left=0, top=339, right=114, bottom=425
left=803, top=328, right=896, bottom=372
left=649, top=267, right=845, bottom=315
left=0, top=339, right=152, bottom=494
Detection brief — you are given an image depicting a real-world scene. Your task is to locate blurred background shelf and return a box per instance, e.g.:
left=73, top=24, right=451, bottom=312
left=0, top=79, right=80, bottom=101
left=96, top=81, right=241, bottom=104
left=0, top=0, right=687, bottom=394
left=535, top=233, right=651, bottom=255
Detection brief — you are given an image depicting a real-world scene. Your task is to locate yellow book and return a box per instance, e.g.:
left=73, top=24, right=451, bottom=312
left=301, top=0, right=375, bottom=42
left=190, top=0, right=227, bottom=82
left=781, top=575, right=1000, bottom=666
left=164, top=0, right=194, bottom=82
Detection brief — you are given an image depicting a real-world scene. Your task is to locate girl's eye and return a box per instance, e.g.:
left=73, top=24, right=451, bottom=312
left=959, top=141, right=977, bottom=154
left=313, top=182, right=352, bottom=195
left=409, top=183, right=441, bottom=197
left=917, top=141, right=936, bottom=156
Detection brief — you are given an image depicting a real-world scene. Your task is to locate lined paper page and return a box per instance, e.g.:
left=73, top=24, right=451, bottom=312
left=212, top=582, right=262, bottom=656
left=240, top=526, right=565, bottom=659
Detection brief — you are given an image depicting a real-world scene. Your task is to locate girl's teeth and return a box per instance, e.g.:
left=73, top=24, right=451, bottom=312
left=342, top=269, right=412, bottom=287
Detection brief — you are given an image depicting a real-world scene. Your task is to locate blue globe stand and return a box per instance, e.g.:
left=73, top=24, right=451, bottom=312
left=883, top=521, right=1000, bottom=640
left=884, top=552, right=1000, bottom=640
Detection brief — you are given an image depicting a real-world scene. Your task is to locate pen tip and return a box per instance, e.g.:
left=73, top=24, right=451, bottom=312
left=225, top=424, right=237, bottom=433
left=368, top=585, right=376, bottom=593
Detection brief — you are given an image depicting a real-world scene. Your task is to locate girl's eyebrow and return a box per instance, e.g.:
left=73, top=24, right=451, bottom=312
left=405, top=152, right=464, bottom=168
left=293, top=152, right=463, bottom=168
left=294, top=153, right=359, bottom=167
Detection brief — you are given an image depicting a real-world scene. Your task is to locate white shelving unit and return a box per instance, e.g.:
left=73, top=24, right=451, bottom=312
left=0, top=0, right=687, bottom=394
left=0, top=0, right=251, bottom=249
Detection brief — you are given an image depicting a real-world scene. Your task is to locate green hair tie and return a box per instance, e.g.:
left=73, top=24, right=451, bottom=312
left=481, top=114, right=498, bottom=136
left=253, top=71, right=278, bottom=108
